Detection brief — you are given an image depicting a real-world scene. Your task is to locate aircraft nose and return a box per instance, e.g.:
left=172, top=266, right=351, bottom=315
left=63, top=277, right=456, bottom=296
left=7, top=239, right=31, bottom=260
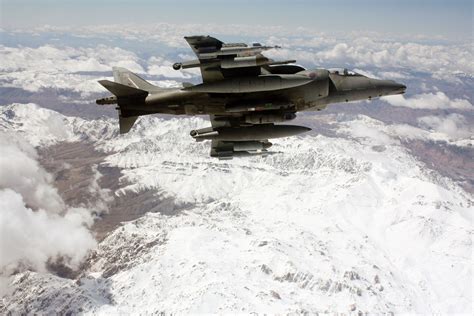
left=386, top=80, right=406, bottom=94
left=376, top=80, right=406, bottom=95
left=393, top=83, right=406, bottom=94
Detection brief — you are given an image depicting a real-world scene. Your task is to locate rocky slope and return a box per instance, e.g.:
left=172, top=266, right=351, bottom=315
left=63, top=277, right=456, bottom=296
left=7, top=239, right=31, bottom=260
left=1, top=103, right=472, bottom=314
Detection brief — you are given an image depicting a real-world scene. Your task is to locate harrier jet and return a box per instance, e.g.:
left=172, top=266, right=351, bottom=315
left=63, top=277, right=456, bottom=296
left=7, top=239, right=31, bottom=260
left=96, top=36, right=406, bottom=159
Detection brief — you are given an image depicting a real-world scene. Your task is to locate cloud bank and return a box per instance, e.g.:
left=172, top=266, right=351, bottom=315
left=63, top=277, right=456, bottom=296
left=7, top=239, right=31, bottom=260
left=0, top=44, right=144, bottom=96
left=381, top=92, right=473, bottom=110
left=418, top=114, right=473, bottom=140
left=0, top=133, right=98, bottom=278
left=338, top=113, right=473, bottom=147
left=0, top=134, right=65, bottom=212
left=1, top=23, right=472, bottom=99
left=0, top=189, right=96, bottom=273
left=266, top=37, right=473, bottom=77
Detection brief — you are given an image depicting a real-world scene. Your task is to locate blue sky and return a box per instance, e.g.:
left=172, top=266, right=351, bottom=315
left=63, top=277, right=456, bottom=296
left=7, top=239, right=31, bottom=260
left=1, top=0, right=472, bottom=37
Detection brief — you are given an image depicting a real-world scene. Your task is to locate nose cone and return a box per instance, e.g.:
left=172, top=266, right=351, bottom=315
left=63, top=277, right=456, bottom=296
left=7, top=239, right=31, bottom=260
left=392, top=82, right=407, bottom=94
left=374, top=79, right=406, bottom=96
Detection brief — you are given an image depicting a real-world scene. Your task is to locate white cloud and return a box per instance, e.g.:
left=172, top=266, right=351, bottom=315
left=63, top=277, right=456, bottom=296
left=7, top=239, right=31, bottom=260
left=0, top=188, right=96, bottom=274
left=88, top=165, right=113, bottom=212
left=353, top=68, right=379, bottom=78
left=30, top=23, right=295, bottom=47
left=0, top=44, right=203, bottom=96
left=266, top=36, right=472, bottom=77
left=381, top=92, right=472, bottom=110
left=0, top=131, right=106, bottom=277
left=6, top=23, right=472, bottom=79
left=0, top=25, right=472, bottom=100
left=0, top=44, right=144, bottom=96
left=0, top=45, right=143, bottom=74
left=0, top=134, right=65, bottom=212
left=387, top=124, right=428, bottom=140
left=418, top=114, right=473, bottom=140
left=342, top=119, right=394, bottom=145
left=147, top=56, right=198, bottom=79
left=338, top=114, right=473, bottom=147
left=265, top=48, right=318, bottom=66
left=377, top=71, right=410, bottom=80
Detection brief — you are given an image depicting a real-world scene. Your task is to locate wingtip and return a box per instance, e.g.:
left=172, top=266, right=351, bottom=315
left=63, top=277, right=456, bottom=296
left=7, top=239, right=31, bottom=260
left=97, top=79, right=112, bottom=87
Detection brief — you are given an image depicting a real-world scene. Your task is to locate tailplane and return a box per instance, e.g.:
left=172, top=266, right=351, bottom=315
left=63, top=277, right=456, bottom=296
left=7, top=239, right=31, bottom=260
left=96, top=68, right=158, bottom=134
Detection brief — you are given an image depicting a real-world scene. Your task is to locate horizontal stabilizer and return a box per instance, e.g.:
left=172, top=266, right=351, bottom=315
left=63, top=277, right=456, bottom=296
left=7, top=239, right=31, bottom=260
left=98, top=80, right=148, bottom=98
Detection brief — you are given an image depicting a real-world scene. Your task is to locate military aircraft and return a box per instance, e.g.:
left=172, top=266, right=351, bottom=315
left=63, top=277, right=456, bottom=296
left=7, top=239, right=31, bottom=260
left=96, top=35, right=406, bottom=159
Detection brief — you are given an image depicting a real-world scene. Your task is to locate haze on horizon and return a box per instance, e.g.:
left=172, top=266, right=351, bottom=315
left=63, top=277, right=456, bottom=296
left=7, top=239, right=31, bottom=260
left=1, top=0, right=472, bottom=39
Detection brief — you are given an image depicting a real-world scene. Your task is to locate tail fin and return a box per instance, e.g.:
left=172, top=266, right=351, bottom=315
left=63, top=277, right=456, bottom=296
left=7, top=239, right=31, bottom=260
left=98, top=80, right=148, bottom=98
left=97, top=67, right=164, bottom=134
left=113, top=67, right=161, bottom=92
left=98, top=78, right=149, bottom=134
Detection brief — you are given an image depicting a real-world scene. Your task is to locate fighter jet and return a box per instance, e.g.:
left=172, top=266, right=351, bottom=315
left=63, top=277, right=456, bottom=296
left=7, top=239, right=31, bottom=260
left=96, top=35, right=406, bottom=159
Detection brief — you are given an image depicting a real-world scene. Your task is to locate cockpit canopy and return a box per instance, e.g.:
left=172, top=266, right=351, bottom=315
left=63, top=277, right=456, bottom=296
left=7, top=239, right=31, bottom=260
left=329, top=68, right=363, bottom=76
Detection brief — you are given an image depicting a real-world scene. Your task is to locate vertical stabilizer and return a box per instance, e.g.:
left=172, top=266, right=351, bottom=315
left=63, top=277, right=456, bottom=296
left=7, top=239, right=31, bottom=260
left=97, top=67, right=166, bottom=134
left=97, top=78, right=148, bottom=134
left=113, top=67, right=161, bottom=92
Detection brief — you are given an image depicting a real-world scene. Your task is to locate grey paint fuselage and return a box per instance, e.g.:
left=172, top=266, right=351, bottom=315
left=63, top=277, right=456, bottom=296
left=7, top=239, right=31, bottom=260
left=96, top=35, right=407, bottom=158
left=126, top=70, right=405, bottom=117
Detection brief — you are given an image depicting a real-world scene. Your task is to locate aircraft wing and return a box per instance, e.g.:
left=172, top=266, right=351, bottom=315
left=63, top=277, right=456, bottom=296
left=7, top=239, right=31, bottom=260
left=184, top=35, right=224, bottom=57
left=182, top=36, right=285, bottom=83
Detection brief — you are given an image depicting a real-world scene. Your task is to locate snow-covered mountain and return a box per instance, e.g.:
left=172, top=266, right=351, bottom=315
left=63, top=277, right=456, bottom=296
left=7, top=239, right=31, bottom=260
left=1, top=103, right=472, bottom=314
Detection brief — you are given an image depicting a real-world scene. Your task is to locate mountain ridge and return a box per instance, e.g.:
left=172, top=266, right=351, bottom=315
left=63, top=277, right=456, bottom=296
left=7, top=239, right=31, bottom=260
left=0, top=103, right=471, bottom=314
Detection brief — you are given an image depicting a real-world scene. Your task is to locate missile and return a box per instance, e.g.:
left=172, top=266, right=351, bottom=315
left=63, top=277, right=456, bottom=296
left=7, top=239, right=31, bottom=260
left=173, top=56, right=294, bottom=71
left=190, top=124, right=311, bottom=141
left=173, top=59, right=206, bottom=70
left=199, top=44, right=279, bottom=59
left=220, top=56, right=296, bottom=69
